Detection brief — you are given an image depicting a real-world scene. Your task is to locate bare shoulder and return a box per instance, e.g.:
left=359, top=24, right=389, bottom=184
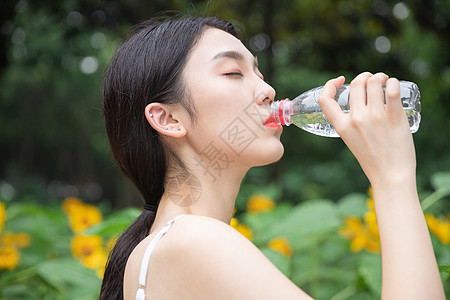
left=166, top=214, right=256, bottom=257
left=169, top=214, right=244, bottom=244
left=158, top=214, right=312, bottom=300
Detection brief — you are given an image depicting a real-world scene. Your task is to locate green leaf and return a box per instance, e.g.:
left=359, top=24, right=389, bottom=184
left=319, top=234, right=353, bottom=265
left=439, top=264, right=450, bottom=274
left=260, top=247, right=291, bottom=277
left=4, top=203, right=72, bottom=266
left=83, top=207, right=141, bottom=237
left=35, top=258, right=101, bottom=300
left=243, top=203, right=292, bottom=241
left=5, top=202, right=68, bottom=231
left=256, top=199, right=342, bottom=250
left=290, top=253, right=315, bottom=287
left=337, top=193, right=368, bottom=217
left=358, top=253, right=382, bottom=298
left=431, top=172, right=450, bottom=192
left=0, top=283, right=41, bottom=300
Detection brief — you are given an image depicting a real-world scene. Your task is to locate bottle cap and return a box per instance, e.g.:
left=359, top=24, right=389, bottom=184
left=277, top=99, right=291, bottom=126
left=278, top=99, right=286, bottom=125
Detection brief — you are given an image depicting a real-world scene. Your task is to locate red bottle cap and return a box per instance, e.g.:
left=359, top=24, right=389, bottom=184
left=278, top=99, right=287, bottom=125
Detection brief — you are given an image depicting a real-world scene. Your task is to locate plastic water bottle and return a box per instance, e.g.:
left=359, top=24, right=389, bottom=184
left=268, top=81, right=421, bottom=137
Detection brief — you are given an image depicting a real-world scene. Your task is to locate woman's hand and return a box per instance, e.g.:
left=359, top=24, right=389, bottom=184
left=318, top=72, right=416, bottom=188
left=320, top=73, right=445, bottom=299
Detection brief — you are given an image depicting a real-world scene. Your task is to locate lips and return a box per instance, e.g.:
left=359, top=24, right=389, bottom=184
left=263, top=114, right=282, bottom=129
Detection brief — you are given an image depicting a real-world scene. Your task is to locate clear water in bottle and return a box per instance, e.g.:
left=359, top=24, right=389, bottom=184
left=269, top=81, right=421, bottom=138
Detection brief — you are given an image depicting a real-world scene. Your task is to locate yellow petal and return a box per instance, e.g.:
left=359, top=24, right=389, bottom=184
left=71, top=234, right=103, bottom=258
left=268, top=237, right=293, bottom=258
left=234, top=224, right=253, bottom=241
left=230, top=218, right=239, bottom=228
left=365, top=238, right=381, bottom=253
left=0, top=201, right=6, bottom=233
left=247, top=194, right=275, bottom=214
left=80, top=248, right=107, bottom=269
left=339, top=216, right=364, bottom=239
left=0, top=246, right=20, bottom=270
left=1, top=232, right=31, bottom=248
left=62, top=197, right=84, bottom=215
left=350, top=234, right=368, bottom=253
left=69, top=204, right=103, bottom=233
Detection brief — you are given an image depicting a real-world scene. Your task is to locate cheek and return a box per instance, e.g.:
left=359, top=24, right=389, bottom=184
left=192, top=86, right=246, bottom=129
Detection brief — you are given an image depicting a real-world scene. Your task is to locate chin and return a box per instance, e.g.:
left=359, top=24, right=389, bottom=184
left=248, top=140, right=284, bottom=167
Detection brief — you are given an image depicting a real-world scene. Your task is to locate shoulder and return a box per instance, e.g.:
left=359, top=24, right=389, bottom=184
left=162, top=214, right=250, bottom=263
left=166, top=214, right=259, bottom=261
left=170, top=214, right=245, bottom=244
left=158, top=214, right=311, bottom=300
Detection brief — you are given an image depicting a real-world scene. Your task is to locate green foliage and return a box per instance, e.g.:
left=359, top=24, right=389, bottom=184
left=431, top=172, right=450, bottom=192
left=337, top=193, right=368, bottom=217
left=241, top=198, right=362, bottom=298
left=0, top=197, right=142, bottom=300
left=249, top=199, right=342, bottom=249
left=84, top=207, right=141, bottom=237
left=34, top=259, right=101, bottom=300
left=236, top=171, right=450, bottom=298
left=421, top=171, right=450, bottom=212
left=358, top=253, right=382, bottom=298
left=0, top=171, right=449, bottom=298
left=0, top=0, right=449, bottom=298
left=0, top=203, right=98, bottom=299
left=1, top=0, right=449, bottom=206
left=440, top=265, right=450, bottom=274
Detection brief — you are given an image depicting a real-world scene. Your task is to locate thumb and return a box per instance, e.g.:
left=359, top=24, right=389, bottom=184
left=318, top=76, right=346, bottom=131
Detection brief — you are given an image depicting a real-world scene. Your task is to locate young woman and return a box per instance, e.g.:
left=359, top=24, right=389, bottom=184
left=100, top=17, right=445, bottom=299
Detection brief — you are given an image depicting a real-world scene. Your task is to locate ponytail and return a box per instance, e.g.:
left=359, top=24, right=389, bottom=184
left=99, top=16, right=237, bottom=299
left=100, top=211, right=155, bottom=299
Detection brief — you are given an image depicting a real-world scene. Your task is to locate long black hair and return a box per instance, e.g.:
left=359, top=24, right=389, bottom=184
left=100, top=16, right=237, bottom=299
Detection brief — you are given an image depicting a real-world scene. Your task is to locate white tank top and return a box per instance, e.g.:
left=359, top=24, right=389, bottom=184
left=135, top=215, right=186, bottom=300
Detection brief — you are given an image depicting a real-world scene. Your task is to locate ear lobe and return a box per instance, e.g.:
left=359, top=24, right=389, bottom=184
left=145, top=103, right=187, bottom=137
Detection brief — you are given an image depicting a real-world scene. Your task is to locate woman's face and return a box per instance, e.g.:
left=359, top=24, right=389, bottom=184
left=181, top=28, right=284, bottom=172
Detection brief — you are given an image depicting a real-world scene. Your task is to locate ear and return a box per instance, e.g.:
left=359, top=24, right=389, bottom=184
left=144, top=103, right=187, bottom=138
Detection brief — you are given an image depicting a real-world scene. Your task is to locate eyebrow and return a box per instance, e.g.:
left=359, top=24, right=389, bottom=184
left=211, top=50, right=259, bottom=68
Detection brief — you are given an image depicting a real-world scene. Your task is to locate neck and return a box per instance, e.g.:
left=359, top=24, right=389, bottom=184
left=155, top=160, right=249, bottom=225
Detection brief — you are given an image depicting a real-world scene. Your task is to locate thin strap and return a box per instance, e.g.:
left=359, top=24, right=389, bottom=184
left=135, top=215, right=186, bottom=300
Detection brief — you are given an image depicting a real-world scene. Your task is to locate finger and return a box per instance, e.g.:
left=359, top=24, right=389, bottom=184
left=318, top=76, right=346, bottom=129
left=367, top=72, right=388, bottom=110
left=349, top=72, right=372, bottom=112
left=385, top=78, right=403, bottom=117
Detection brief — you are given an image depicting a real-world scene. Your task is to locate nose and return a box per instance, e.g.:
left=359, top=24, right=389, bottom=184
left=256, top=80, right=276, bottom=107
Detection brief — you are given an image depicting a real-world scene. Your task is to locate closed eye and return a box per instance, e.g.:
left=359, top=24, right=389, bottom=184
left=224, top=72, right=243, bottom=77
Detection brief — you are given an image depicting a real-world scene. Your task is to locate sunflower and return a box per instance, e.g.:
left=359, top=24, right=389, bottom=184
left=71, top=234, right=103, bottom=259
left=267, top=237, right=293, bottom=258
left=68, top=203, right=103, bottom=233
left=1, top=232, right=31, bottom=248
left=425, top=214, right=450, bottom=245
left=62, top=197, right=84, bottom=215
left=247, top=194, right=275, bottom=214
left=0, top=246, right=20, bottom=270
left=230, top=218, right=253, bottom=240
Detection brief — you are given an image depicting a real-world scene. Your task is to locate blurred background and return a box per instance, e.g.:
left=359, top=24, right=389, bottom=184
left=0, top=0, right=449, bottom=299
left=0, top=0, right=449, bottom=209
